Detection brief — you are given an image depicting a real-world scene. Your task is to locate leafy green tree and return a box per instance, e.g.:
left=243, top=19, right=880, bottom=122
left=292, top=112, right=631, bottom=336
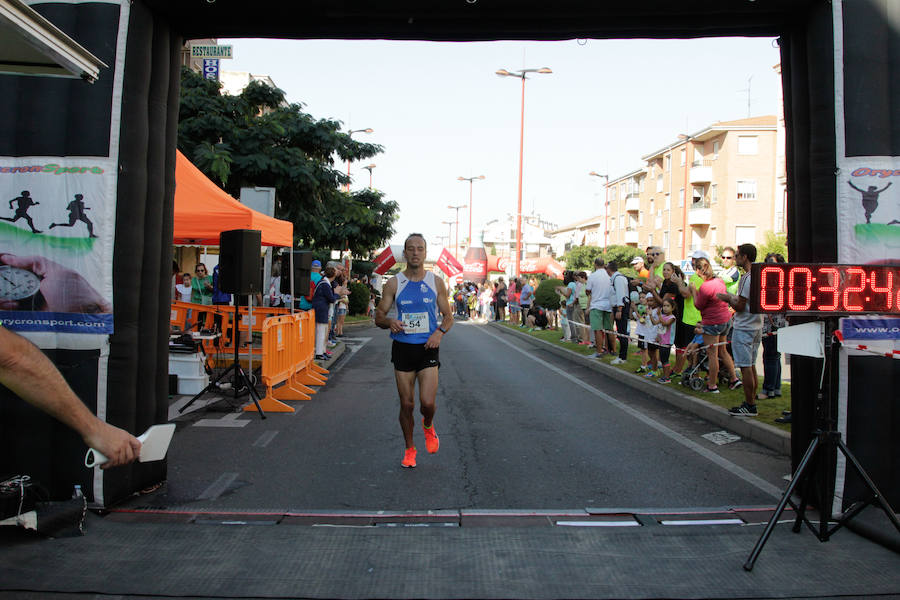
left=348, top=281, right=371, bottom=315
left=535, top=278, right=564, bottom=309
left=561, top=245, right=604, bottom=270
left=757, top=231, right=788, bottom=261
left=177, top=67, right=398, bottom=255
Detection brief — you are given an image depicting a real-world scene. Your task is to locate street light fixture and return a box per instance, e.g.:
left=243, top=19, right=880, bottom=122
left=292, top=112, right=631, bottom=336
left=458, top=175, right=485, bottom=252
left=496, top=66, right=552, bottom=277
left=345, top=127, right=374, bottom=191
left=441, top=220, right=454, bottom=255
left=362, top=163, right=376, bottom=189
left=589, top=171, right=610, bottom=249
left=447, top=203, right=467, bottom=259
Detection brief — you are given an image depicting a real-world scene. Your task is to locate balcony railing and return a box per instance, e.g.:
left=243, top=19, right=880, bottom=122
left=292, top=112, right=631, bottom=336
left=624, top=197, right=640, bottom=212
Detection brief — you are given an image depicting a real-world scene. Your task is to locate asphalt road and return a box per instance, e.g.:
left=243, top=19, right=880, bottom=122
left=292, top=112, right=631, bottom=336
left=135, top=320, right=791, bottom=512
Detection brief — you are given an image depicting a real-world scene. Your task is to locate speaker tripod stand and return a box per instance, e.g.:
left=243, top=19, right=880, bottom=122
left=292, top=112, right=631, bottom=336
left=744, top=320, right=899, bottom=570
left=178, top=300, right=266, bottom=419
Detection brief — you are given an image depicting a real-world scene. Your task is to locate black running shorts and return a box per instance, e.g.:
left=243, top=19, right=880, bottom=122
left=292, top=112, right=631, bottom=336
left=391, top=340, right=440, bottom=372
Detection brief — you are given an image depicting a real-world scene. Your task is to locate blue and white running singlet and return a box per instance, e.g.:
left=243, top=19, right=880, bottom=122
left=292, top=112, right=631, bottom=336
left=389, top=272, right=439, bottom=345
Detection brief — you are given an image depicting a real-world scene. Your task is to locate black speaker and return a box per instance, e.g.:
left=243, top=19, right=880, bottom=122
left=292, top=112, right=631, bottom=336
left=281, top=250, right=313, bottom=295
left=219, top=229, right=262, bottom=294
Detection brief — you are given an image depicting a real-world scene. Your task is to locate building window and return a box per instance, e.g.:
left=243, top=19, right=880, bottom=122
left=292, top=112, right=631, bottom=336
left=610, top=187, right=617, bottom=203
left=648, top=233, right=653, bottom=246
left=663, top=230, right=669, bottom=249
left=655, top=215, right=662, bottom=229
left=649, top=198, right=654, bottom=214
left=677, top=229, right=683, bottom=247
left=680, top=148, right=686, bottom=166
left=710, top=183, right=718, bottom=204
left=639, top=178, right=645, bottom=192
left=735, top=225, right=757, bottom=245
left=619, top=215, right=625, bottom=230
left=665, top=154, right=671, bottom=171
left=639, top=211, right=644, bottom=226
left=678, top=188, right=685, bottom=207
left=736, top=179, right=757, bottom=201
left=738, top=135, right=758, bottom=155
left=712, top=140, right=720, bottom=158
left=656, top=174, right=663, bottom=192
left=710, top=226, right=717, bottom=246
left=665, top=193, right=671, bottom=210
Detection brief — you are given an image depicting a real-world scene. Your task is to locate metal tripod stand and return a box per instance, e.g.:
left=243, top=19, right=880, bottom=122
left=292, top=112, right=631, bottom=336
left=744, top=319, right=899, bottom=570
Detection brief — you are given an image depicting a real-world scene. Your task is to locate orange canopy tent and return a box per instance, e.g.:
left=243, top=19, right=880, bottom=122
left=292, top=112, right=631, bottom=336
left=173, top=150, right=293, bottom=246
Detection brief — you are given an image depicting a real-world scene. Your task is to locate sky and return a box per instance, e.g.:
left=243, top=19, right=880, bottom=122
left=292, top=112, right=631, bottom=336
left=218, top=36, right=782, bottom=251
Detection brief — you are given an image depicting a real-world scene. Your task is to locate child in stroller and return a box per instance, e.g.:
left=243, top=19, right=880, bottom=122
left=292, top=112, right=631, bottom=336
left=681, top=323, right=731, bottom=391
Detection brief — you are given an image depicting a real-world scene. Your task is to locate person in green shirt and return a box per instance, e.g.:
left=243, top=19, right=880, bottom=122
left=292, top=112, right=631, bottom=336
left=190, top=263, right=214, bottom=305
left=669, top=250, right=708, bottom=378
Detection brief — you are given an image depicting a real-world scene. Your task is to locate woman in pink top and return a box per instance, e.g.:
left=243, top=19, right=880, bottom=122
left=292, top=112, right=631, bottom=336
left=689, top=257, right=738, bottom=393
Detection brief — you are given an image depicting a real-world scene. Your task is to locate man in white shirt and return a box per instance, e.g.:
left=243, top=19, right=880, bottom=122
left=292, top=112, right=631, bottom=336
left=585, top=257, right=613, bottom=357
left=607, top=260, right=631, bottom=364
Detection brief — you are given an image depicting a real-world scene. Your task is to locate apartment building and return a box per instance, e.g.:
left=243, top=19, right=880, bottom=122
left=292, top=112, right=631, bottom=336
left=553, top=115, right=784, bottom=262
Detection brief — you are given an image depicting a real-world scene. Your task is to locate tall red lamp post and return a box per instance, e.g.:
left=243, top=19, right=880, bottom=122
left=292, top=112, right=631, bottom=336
left=495, top=67, right=552, bottom=276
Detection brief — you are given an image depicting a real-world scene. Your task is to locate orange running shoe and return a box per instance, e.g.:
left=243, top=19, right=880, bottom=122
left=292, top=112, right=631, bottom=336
left=423, top=423, right=440, bottom=454
left=401, top=447, right=417, bottom=468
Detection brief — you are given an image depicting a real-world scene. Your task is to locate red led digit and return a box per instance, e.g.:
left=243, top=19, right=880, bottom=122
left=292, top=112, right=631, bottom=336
left=760, top=266, right=785, bottom=311
left=818, top=267, right=840, bottom=311
left=869, top=270, right=893, bottom=310
left=787, top=267, right=813, bottom=310
left=842, top=267, right=866, bottom=311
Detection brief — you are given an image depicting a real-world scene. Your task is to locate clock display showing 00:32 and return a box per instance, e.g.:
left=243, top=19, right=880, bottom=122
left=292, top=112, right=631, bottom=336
left=749, top=263, right=900, bottom=315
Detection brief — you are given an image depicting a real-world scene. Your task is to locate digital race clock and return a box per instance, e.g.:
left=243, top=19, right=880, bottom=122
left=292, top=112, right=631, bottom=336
left=749, top=263, right=900, bottom=315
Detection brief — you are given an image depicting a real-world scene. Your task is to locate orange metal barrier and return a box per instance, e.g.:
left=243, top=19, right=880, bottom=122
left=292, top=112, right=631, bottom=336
left=244, top=310, right=329, bottom=414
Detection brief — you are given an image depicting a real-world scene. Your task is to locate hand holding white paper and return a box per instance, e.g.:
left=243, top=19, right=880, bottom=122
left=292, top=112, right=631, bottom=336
left=84, top=424, right=175, bottom=468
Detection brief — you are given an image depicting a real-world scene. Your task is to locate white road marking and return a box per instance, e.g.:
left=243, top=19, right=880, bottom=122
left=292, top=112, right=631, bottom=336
left=194, top=411, right=250, bottom=428
left=479, top=326, right=783, bottom=499
left=198, top=472, right=238, bottom=500
left=253, top=430, right=279, bottom=447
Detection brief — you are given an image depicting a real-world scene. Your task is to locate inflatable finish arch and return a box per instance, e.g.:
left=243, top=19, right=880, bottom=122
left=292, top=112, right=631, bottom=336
left=0, top=0, right=896, bottom=508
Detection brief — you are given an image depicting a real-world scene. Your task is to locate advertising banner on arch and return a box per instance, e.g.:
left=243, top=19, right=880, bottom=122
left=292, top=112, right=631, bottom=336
left=0, top=159, right=115, bottom=333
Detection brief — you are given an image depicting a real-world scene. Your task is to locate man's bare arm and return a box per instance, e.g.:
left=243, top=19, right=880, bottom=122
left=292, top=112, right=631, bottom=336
left=374, top=278, right=404, bottom=334
left=0, top=327, right=141, bottom=468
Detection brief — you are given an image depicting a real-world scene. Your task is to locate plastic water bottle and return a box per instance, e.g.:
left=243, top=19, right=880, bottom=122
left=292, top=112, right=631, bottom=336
left=72, top=485, right=83, bottom=500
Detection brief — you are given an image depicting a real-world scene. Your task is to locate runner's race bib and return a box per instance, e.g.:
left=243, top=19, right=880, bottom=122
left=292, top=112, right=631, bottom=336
left=402, top=312, right=430, bottom=334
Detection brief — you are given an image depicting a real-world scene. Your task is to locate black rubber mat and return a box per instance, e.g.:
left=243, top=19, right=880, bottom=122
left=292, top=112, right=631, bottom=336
left=1, top=513, right=899, bottom=599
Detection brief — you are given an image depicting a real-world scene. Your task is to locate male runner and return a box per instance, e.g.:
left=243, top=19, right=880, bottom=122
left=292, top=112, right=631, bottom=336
left=375, top=233, right=453, bottom=468
left=2, top=191, right=41, bottom=233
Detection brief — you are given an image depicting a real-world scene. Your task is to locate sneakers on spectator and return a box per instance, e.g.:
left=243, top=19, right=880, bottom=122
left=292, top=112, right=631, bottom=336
left=610, top=357, right=626, bottom=365
left=705, top=385, right=720, bottom=394
left=728, top=378, right=743, bottom=390
left=634, top=365, right=646, bottom=373
left=729, top=402, right=758, bottom=416
left=401, top=447, right=417, bottom=468
left=315, top=354, right=328, bottom=361
left=657, top=376, right=672, bottom=384
left=644, top=371, right=656, bottom=378
left=423, top=424, right=439, bottom=454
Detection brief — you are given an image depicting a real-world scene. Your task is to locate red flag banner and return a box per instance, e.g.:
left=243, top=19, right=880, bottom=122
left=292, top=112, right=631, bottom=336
left=373, top=246, right=396, bottom=275
left=436, top=248, right=464, bottom=276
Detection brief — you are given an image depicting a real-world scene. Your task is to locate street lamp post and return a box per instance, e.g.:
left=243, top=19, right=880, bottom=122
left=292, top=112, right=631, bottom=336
left=362, top=163, right=376, bottom=189
left=447, top=203, right=467, bottom=259
left=496, top=67, right=552, bottom=277
left=441, top=220, right=454, bottom=254
left=589, top=171, right=609, bottom=249
left=345, top=127, right=373, bottom=191
left=457, top=175, right=485, bottom=252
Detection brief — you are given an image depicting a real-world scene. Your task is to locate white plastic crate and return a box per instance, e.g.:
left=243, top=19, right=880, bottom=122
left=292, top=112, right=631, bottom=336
left=168, top=353, right=206, bottom=378
left=176, top=374, right=209, bottom=395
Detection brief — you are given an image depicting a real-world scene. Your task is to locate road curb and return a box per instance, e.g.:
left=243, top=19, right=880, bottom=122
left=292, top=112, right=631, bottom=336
left=490, top=322, right=791, bottom=456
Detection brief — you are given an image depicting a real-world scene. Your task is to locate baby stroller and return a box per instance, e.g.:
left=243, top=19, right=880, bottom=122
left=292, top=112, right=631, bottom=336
left=680, top=346, right=731, bottom=391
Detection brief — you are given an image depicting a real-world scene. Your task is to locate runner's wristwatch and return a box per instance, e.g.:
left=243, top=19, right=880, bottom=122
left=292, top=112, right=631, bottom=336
left=438, top=326, right=447, bottom=334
